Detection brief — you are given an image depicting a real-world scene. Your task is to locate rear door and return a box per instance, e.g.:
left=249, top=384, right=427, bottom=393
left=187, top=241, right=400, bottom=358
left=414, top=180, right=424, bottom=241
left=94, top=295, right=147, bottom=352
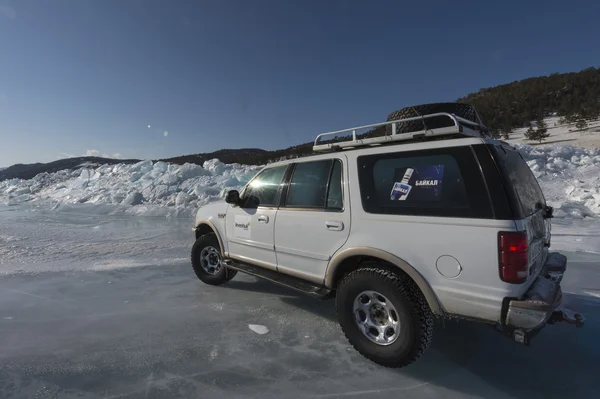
left=274, top=157, right=350, bottom=284
left=490, top=144, right=550, bottom=282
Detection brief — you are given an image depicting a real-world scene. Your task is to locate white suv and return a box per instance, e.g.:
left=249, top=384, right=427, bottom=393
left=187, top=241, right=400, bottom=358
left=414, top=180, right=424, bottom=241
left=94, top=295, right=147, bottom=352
left=191, top=103, right=583, bottom=368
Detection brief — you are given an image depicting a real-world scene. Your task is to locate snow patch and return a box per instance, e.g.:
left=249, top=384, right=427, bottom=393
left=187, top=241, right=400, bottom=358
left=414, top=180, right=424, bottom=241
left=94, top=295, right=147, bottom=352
left=248, top=324, right=269, bottom=335
left=515, top=144, right=600, bottom=217
left=0, top=159, right=260, bottom=217
left=1, top=144, right=599, bottom=219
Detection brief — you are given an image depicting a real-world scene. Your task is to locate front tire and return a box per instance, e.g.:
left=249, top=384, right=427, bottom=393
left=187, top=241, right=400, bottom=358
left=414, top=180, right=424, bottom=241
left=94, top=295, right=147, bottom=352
left=191, top=233, right=237, bottom=285
left=336, top=266, right=433, bottom=368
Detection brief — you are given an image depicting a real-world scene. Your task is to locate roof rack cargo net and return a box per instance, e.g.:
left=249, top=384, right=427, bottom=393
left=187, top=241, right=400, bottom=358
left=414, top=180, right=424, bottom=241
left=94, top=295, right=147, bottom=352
left=313, top=102, right=490, bottom=152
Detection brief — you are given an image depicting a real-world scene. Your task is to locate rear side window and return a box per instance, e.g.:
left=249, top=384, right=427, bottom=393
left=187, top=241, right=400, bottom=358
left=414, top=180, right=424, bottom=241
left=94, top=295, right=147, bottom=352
left=327, top=160, right=343, bottom=209
left=491, top=145, right=546, bottom=218
left=357, top=147, right=493, bottom=218
left=285, top=159, right=343, bottom=210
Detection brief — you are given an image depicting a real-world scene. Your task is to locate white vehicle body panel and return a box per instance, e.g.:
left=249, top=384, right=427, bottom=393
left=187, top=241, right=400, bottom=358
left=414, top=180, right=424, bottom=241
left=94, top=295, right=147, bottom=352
left=226, top=206, right=278, bottom=271
left=337, top=141, right=529, bottom=322
left=275, top=209, right=350, bottom=284
left=194, top=201, right=229, bottom=253
left=195, top=136, right=552, bottom=324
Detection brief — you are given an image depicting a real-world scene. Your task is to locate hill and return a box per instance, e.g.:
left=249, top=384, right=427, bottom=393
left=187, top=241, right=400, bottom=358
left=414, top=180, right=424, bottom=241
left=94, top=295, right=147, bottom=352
left=0, top=149, right=277, bottom=182
left=458, top=67, right=600, bottom=135
left=0, top=157, right=140, bottom=182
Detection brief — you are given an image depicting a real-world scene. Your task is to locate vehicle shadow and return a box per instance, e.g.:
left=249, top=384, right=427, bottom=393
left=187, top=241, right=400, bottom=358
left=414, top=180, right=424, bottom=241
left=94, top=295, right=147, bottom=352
left=224, top=277, right=598, bottom=398
left=225, top=278, right=304, bottom=298
left=277, top=288, right=598, bottom=399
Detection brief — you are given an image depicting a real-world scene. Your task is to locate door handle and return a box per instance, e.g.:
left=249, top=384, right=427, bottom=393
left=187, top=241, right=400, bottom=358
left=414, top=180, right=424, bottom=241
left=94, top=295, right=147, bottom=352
left=258, top=215, right=269, bottom=224
left=325, top=221, right=344, bottom=231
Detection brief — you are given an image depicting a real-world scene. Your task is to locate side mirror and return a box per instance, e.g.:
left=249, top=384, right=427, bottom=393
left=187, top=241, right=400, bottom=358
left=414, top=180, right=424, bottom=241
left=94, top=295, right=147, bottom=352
left=225, top=190, right=240, bottom=205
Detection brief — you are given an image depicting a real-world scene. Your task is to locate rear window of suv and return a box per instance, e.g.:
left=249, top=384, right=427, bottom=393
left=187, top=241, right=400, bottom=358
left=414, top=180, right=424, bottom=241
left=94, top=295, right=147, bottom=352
left=490, top=145, right=546, bottom=218
left=357, top=146, right=493, bottom=218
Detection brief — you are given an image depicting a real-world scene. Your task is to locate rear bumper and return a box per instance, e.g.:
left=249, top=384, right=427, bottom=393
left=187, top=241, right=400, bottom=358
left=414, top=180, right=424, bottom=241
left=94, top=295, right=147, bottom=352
left=505, top=252, right=583, bottom=331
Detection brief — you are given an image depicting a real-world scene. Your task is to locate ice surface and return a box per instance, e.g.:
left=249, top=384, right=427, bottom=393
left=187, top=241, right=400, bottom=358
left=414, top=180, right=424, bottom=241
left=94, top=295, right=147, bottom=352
left=1, top=207, right=599, bottom=398
left=0, top=159, right=260, bottom=218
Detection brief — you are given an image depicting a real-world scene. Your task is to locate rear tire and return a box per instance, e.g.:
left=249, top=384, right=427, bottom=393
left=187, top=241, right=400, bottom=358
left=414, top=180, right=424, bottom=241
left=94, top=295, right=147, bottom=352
left=191, top=233, right=237, bottom=285
left=335, top=265, right=433, bottom=368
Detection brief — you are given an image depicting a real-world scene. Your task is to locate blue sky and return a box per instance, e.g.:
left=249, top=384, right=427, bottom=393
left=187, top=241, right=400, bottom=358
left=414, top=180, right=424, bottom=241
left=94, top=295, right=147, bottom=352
left=0, top=0, right=599, bottom=165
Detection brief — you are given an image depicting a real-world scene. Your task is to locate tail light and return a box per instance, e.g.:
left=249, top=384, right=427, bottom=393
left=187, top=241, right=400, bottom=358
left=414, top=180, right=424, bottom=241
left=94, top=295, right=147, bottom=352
left=498, top=231, right=528, bottom=283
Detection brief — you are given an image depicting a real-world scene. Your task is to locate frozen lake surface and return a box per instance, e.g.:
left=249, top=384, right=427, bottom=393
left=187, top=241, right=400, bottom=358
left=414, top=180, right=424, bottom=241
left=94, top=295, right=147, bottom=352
left=0, top=205, right=599, bottom=398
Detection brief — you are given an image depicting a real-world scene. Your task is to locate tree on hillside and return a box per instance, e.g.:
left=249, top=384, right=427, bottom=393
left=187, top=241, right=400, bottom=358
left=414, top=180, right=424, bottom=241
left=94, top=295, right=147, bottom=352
left=524, top=124, right=536, bottom=140
left=524, top=120, right=550, bottom=143
left=575, top=119, right=588, bottom=130
left=500, top=123, right=512, bottom=140
left=536, top=119, right=548, bottom=132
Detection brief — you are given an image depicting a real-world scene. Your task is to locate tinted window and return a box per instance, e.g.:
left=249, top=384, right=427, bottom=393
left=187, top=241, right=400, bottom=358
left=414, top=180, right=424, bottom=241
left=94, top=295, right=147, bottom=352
left=243, top=166, right=287, bottom=207
left=287, top=160, right=332, bottom=207
left=326, top=160, right=343, bottom=209
left=357, top=147, right=493, bottom=218
left=492, top=145, right=545, bottom=217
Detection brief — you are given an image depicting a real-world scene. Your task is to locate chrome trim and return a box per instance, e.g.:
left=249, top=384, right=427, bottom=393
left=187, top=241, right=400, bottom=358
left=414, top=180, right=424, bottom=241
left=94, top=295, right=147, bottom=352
left=325, top=247, right=443, bottom=314
left=313, top=112, right=488, bottom=152
left=506, top=306, right=551, bottom=330
left=277, top=206, right=344, bottom=213
left=505, top=253, right=566, bottom=330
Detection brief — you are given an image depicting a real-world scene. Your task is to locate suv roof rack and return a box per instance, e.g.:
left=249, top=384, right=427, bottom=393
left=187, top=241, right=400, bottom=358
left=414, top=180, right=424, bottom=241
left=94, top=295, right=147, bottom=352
left=313, top=112, right=490, bottom=152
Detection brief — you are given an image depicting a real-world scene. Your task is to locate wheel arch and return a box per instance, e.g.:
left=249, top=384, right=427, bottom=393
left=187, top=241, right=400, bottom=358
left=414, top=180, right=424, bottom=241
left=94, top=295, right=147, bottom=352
left=194, top=219, right=226, bottom=255
left=325, top=247, right=444, bottom=315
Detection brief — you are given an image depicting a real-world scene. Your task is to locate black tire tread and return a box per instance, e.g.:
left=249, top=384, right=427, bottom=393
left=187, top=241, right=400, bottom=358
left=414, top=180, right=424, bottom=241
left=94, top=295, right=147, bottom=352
left=336, top=265, right=434, bottom=368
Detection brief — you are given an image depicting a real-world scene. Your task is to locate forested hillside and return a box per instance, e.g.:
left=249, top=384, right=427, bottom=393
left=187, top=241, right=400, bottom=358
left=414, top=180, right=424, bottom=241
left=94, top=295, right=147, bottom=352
left=458, top=67, right=600, bottom=135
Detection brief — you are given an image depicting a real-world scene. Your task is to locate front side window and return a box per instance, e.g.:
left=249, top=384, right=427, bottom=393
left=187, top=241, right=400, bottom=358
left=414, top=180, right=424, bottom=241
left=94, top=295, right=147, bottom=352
left=243, top=165, right=287, bottom=207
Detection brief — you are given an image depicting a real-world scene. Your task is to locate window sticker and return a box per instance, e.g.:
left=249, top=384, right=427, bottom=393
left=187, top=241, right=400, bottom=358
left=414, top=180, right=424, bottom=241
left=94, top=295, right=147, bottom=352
left=390, top=168, right=414, bottom=200
left=390, top=165, right=444, bottom=201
